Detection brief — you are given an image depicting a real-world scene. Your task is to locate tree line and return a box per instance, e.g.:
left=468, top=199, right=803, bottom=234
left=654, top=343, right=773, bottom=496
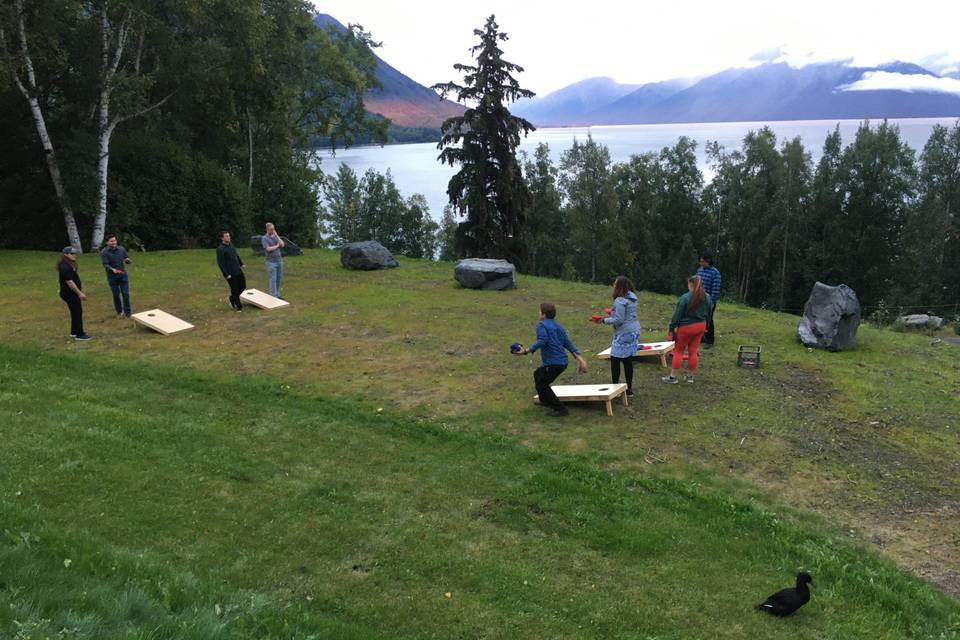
left=322, top=118, right=960, bottom=316
left=1, top=0, right=384, bottom=253
left=5, top=7, right=958, bottom=316
left=514, top=121, right=960, bottom=315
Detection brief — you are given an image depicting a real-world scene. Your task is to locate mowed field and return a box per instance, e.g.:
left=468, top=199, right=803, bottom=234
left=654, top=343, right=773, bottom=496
left=0, top=249, right=958, bottom=639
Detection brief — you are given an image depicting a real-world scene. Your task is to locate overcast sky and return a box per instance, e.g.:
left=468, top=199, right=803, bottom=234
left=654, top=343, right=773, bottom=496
left=311, top=0, right=960, bottom=96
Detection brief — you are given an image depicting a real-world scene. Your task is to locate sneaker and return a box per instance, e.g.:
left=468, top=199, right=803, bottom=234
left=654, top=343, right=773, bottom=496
left=549, top=407, right=569, bottom=417
left=701, top=343, right=713, bottom=350
left=74, top=334, right=92, bottom=341
left=660, top=375, right=679, bottom=385
left=234, top=307, right=243, bottom=312
left=685, top=375, right=695, bottom=384
left=117, top=313, right=125, bottom=319
left=69, top=334, right=77, bottom=338
left=626, top=389, right=634, bottom=397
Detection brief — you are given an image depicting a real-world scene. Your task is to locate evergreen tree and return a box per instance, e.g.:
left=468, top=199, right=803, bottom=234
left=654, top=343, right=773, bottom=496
left=835, top=121, right=917, bottom=307
left=900, top=123, right=960, bottom=306
left=322, top=165, right=438, bottom=259
left=806, top=127, right=844, bottom=287
left=323, top=163, right=363, bottom=246
left=522, top=143, right=567, bottom=277
left=437, top=205, right=459, bottom=262
left=559, top=135, right=631, bottom=283
left=432, top=15, right=534, bottom=265
left=775, top=137, right=812, bottom=311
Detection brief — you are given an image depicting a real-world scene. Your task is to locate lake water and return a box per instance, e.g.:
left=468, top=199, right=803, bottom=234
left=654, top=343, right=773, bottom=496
left=317, top=117, right=959, bottom=221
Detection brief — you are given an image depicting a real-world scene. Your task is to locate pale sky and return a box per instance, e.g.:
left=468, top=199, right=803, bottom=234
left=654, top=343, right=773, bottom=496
left=311, top=0, right=960, bottom=96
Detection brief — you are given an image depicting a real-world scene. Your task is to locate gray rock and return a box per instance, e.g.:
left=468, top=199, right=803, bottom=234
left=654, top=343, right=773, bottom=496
left=250, top=235, right=303, bottom=257
left=340, top=241, right=399, bottom=270
left=797, top=282, right=861, bottom=351
left=454, top=258, right=516, bottom=290
left=897, top=314, right=944, bottom=329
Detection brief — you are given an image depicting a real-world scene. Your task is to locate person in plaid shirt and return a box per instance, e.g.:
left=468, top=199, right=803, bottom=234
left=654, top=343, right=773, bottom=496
left=697, top=250, right=721, bottom=346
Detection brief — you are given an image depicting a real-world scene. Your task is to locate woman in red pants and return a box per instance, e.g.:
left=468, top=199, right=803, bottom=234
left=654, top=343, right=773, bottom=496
left=662, top=275, right=712, bottom=384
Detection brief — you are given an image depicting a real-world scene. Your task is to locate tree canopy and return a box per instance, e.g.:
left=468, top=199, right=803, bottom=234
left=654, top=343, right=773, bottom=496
left=432, top=15, right=534, bottom=266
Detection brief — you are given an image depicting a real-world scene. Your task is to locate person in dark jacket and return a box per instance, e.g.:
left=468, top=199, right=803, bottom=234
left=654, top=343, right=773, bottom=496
left=696, top=250, right=721, bottom=347
left=514, top=302, right=588, bottom=417
left=662, top=275, right=712, bottom=384
left=100, top=233, right=132, bottom=318
left=57, top=246, right=90, bottom=340
left=591, top=275, right=641, bottom=396
left=216, top=231, right=246, bottom=311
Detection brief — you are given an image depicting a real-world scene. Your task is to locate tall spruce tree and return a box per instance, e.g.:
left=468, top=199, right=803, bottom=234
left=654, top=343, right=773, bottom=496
left=432, top=15, right=534, bottom=265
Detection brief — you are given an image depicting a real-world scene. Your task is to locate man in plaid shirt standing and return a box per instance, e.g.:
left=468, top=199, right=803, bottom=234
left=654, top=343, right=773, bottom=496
left=697, top=250, right=721, bottom=347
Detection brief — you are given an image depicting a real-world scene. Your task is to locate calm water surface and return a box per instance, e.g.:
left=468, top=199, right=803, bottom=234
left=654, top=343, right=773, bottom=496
left=318, top=118, right=959, bottom=221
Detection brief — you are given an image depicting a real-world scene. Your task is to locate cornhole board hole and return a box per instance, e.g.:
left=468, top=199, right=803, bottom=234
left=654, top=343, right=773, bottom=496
left=131, top=309, right=194, bottom=336
left=597, top=341, right=675, bottom=368
left=534, top=383, right=628, bottom=417
left=240, top=288, right=290, bottom=310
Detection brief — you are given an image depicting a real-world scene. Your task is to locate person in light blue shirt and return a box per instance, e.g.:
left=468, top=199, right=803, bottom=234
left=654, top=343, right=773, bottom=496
left=591, top=276, right=641, bottom=396
left=697, top=250, right=721, bottom=346
left=262, top=222, right=285, bottom=299
left=514, top=302, right=588, bottom=417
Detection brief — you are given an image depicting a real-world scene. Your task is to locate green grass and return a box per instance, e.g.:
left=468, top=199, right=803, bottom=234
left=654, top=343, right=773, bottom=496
left=0, top=249, right=958, bottom=638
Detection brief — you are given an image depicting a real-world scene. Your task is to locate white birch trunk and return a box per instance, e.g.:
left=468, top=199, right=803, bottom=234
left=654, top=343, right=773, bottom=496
left=3, top=0, right=83, bottom=251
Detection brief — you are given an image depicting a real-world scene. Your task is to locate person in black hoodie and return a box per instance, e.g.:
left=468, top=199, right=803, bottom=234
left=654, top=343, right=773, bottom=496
left=57, top=246, right=90, bottom=340
left=216, top=231, right=245, bottom=311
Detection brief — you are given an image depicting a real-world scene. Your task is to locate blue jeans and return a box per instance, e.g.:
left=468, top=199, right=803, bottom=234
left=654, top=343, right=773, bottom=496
left=107, top=271, right=131, bottom=316
left=266, top=260, right=283, bottom=298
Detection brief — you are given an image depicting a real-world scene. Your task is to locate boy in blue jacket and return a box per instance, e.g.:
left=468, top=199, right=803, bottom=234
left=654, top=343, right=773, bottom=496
left=514, top=302, right=588, bottom=417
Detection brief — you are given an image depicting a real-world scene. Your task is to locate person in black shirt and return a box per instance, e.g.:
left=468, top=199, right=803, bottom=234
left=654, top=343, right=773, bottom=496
left=216, top=230, right=246, bottom=311
left=57, top=246, right=90, bottom=340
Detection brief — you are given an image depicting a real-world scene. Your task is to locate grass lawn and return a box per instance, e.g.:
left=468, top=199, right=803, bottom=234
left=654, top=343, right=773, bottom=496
left=0, top=248, right=958, bottom=638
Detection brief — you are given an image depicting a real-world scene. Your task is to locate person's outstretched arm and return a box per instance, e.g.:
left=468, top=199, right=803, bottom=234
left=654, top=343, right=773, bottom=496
left=522, top=323, right=548, bottom=355
left=602, top=299, right=626, bottom=327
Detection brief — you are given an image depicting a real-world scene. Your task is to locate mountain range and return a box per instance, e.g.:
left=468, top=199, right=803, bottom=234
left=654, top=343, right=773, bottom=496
left=512, top=61, right=960, bottom=126
left=315, top=13, right=960, bottom=136
left=314, top=14, right=463, bottom=135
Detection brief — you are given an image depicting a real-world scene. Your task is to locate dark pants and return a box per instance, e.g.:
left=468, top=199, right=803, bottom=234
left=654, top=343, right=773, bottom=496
left=704, top=301, right=717, bottom=345
left=107, top=271, right=131, bottom=316
left=534, top=363, right=567, bottom=410
left=610, top=356, right=634, bottom=389
left=227, top=272, right=246, bottom=309
left=60, top=292, right=84, bottom=336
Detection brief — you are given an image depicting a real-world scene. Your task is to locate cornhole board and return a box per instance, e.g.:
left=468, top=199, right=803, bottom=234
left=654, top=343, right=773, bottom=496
left=534, top=383, right=628, bottom=417
left=131, top=309, right=194, bottom=336
left=597, top=341, right=676, bottom=368
left=240, top=288, right=290, bottom=310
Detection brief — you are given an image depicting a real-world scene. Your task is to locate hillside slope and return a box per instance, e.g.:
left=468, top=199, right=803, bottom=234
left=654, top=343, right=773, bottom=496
left=315, top=14, right=464, bottom=129
left=0, top=249, right=958, bottom=637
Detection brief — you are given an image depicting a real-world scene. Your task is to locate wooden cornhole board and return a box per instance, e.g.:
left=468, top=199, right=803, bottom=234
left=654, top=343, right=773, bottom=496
left=131, top=309, right=194, bottom=336
left=597, top=341, right=675, bottom=368
left=534, top=383, right=628, bottom=417
left=240, top=288, right=290, bottom=310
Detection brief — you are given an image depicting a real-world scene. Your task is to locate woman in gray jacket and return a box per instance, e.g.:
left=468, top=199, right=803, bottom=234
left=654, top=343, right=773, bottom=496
left=592, top=276, right=641, bottom=396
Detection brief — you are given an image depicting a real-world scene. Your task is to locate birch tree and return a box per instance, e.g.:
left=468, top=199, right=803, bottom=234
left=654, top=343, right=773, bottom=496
left=1, top=0, right=82, bottom=250
left=89, top=0, right=176, bottom=250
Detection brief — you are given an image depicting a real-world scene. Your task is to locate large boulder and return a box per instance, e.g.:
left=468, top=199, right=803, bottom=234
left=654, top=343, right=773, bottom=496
left=340, top=240, right=399, bottom=270
left=897, top=314, right=944, bottom=330
left=250, top=235, right=303, bottom=256
left=797, top=282, right=861, bottom=351
left=454, top=258, right=516, bottom=290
